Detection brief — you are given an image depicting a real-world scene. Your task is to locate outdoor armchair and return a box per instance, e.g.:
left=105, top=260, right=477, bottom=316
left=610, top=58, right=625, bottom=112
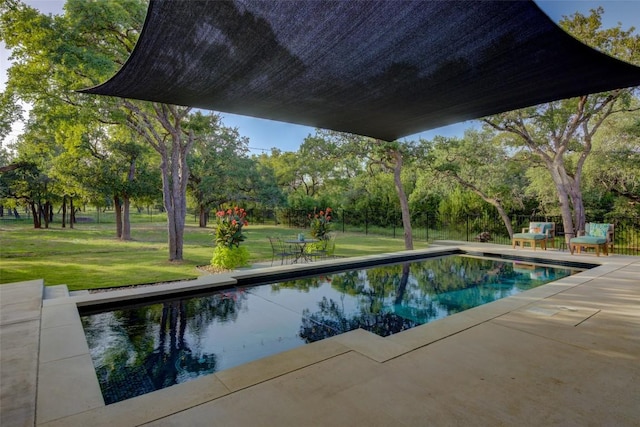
left=268, top=237, right=294, bottom=265
left=569, top=223, right=614, bottom=256
left=512, top=222, right=555, bottom=251
left=306, top=233, right=336, bottom=261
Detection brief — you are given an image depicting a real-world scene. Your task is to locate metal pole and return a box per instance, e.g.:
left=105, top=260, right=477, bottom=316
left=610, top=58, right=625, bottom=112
left=466, top=214, right=469, bottom=242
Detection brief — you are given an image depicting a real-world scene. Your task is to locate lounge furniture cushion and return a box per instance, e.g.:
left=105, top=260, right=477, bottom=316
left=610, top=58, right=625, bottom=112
left=529, top=222, right=553, bottom=234
left=570, top=236, right=607, bottom=245
left=588, top=223, right=610, bottom=238
left=513, top=232, right=547, bottom=240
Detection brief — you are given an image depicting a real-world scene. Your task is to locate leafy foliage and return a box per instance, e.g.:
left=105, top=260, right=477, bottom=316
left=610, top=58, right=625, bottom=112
left=210, top=245, right=250, bottom=270
left=214, top=207, right=249, bottom=248
left=309, top=207, right=333, bottom=240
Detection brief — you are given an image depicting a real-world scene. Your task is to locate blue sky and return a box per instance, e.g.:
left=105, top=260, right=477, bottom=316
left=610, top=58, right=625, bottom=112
left=2, top=1, right=639, bottom=154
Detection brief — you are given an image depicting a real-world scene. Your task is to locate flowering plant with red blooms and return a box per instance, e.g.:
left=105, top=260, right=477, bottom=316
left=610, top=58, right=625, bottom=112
left=309, top=207, right=333, bottom=240
left=214, top=207, right=249, bottom=248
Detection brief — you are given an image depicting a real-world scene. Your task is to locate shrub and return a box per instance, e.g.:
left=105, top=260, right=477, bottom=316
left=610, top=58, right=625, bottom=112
left=211, top=245, right=250, bottom=270
left=212, top=206, right=250, bottom=269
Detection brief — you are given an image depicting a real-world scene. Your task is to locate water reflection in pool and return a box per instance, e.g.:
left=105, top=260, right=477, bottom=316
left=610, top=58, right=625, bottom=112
left=81, top=255, right=577, bottom=403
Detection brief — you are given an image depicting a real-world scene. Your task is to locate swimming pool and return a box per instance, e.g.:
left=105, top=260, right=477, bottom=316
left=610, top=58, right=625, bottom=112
left=80, top=253, right=584, bottom=404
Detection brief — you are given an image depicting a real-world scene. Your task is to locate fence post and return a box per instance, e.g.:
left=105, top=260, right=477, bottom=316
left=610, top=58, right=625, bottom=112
left=466, top=214, right=470, bottom=242
left=426, top=214, right=429, bottom=241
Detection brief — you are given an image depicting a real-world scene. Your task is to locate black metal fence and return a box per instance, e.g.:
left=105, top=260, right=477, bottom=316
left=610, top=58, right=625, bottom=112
left=5, top=205, right=637, bottom=255
left=247, top=208, right=640, bottom=256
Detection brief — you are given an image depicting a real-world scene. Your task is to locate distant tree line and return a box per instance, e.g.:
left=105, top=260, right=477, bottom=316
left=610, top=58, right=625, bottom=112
left=1, top=2, right=638, bottom=261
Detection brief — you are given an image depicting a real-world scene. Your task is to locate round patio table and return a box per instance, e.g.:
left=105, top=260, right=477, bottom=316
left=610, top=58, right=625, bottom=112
left=284, top=238, right=318, bottom=263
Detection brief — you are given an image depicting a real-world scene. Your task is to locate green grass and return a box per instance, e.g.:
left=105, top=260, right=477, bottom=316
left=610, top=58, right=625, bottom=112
left=0, top=218, right=425, bottom=291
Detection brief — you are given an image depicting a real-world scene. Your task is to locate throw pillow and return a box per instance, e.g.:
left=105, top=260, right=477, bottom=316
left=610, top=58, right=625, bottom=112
left=590, top=223, right=609, bottom=238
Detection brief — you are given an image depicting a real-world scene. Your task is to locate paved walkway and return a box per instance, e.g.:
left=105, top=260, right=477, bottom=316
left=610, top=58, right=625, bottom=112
left=145, top=253, right=640, bottom=426
left=1, top=247, right=638, bottom=426
left=0, top=280, right=43, bottom=427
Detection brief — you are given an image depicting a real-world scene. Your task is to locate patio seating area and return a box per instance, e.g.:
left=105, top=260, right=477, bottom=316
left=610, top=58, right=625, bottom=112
left=1, top=243, right=638, bottom=426
left=268, top=234, right=336, bottom=265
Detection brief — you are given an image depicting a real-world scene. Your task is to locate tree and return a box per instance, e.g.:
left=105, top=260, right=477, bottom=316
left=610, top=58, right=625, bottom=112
left=249, top=157, right=286, bottom=210
left=299, top=129, right=418, bottom=250
left=1, top=0, right=203, bottom=260
left=187, top=113, right=252, bottom=227
left=0, top=90, right=23, bottom=141
left=373, top=140, right=416, bottom=249
left=427, top=130, right=529, bottom=238
left=123, top=101, right=195, bottom=259
left=2, top=114, right=63, bottom=228
left=350, top=137, right=418, bottom=250
left=483, top=8, right=640, bottom=239
left=584, top=113, right=640, bottom=211
left=0, top=160, right=46, bottom=227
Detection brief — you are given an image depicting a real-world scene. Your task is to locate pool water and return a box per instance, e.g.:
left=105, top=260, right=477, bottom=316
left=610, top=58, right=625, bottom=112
left=81, top=255, right=578, bottom=404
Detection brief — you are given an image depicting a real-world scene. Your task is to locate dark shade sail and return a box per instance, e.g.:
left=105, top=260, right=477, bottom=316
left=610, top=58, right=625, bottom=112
left=82, top=0, right=640, bottom=141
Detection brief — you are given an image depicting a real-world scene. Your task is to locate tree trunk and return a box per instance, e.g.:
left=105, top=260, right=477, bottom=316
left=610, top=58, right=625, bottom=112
left=69, top=197, right=75, bottom=228
left=31, top=202, right=41, bottom=228
left=495, top=204, right=514, bottom=239
left=392, top=150, right=413, bottom=250
left=121, top=157, right=135, bottom=241
left=114, top=195, right=123, bottom=239
left=161, top=144, right=188, bottom=261
left=40, top=202, right=50, bottom=229
left=124, top=101, right=192, bottom=261
left=163, top=124, right=191, bottom=261
left=62, top=196, right=67, bottom=228
left=199, top=205, right=208, bottom=228
left=122, top=195, right=131, bottom=240
left=556, top=188, right=575, bottom=243
left=548, top=159, right=580, bottom=243
left=570, top=191, right=586, bottom=234
left=161, top=158, right=178, bottom=260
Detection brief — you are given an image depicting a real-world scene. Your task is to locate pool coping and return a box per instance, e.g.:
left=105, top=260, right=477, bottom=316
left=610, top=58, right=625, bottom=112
left=35, top=244, right=637, bottom=426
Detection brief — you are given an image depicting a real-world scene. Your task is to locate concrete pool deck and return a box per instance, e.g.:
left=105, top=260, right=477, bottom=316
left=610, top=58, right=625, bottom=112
left=1, top=243, right=639, bottom=426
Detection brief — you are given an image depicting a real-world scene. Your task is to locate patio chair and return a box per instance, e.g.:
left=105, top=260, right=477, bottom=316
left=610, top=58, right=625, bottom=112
left=569, top=223, right=614, bottom=256
left=268, top=237, right=294, bottom=265
left=306, top=233, right=336, bottom=261
left=512, top=222, right=555, bottom=250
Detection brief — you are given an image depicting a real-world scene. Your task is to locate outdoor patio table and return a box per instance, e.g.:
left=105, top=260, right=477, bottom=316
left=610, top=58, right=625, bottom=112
left=285, top=238, right=318, bottom=263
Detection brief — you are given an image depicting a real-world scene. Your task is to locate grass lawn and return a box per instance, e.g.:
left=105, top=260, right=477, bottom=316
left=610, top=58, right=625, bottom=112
left=1, top=217, right=426, bottom=291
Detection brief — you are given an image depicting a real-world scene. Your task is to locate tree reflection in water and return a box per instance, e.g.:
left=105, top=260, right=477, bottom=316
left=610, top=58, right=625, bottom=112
left=300, top=263, right=420, bottom=341
left=298, top=257, right=572, bottom=342
left=82, top=256, right=573, bottom=404
left=82, top=290, right=245, bottom=404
